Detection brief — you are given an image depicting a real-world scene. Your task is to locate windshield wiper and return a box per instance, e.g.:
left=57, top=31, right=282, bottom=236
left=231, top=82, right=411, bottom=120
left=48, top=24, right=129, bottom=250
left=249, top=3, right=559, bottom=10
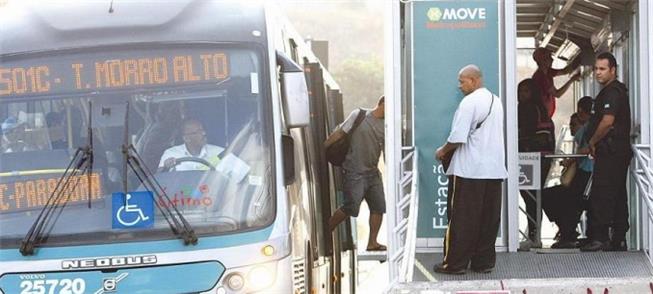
left=20, top=147, right=93, bottom=255
left=121, top=102, right=198, bottom=246
left=121, top=144, right=198, bottom=245
left=20, top=101, right=97, bottom=256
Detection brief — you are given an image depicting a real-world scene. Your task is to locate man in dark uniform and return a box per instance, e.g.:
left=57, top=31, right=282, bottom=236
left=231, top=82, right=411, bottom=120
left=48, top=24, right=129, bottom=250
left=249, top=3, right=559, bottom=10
left=581, top=52, right=632, bottom=252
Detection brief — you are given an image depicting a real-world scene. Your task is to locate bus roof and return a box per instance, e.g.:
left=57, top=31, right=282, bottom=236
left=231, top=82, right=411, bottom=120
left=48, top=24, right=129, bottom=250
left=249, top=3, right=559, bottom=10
left=0, top=0, right=267, bottom=55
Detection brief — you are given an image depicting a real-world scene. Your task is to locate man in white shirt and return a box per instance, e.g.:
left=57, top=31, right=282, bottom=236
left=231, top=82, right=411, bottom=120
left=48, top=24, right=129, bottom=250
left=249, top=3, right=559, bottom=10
left=158, top=119, right=224, bottom=172
left=434, top=65, right=508, bottom=275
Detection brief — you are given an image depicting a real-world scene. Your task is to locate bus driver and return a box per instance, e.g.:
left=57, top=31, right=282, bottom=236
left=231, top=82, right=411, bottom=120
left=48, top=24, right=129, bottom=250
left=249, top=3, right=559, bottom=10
left=158, top=119, right=224, bottom=172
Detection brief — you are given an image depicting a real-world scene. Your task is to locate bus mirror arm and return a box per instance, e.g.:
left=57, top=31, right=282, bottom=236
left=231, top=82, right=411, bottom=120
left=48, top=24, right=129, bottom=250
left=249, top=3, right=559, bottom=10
left=282, top=135, right=296, bottom=185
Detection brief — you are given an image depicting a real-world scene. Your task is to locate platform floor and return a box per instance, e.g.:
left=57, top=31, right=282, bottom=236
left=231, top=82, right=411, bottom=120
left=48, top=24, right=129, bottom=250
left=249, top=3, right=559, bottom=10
left=381, top=251, right=653, bottom=293
left=413, top=251, right=653, bottom=281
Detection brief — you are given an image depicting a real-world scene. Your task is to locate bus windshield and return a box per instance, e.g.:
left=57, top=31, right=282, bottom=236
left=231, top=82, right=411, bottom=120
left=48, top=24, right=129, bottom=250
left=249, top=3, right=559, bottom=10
left=0, top=44, right=275, bottom=248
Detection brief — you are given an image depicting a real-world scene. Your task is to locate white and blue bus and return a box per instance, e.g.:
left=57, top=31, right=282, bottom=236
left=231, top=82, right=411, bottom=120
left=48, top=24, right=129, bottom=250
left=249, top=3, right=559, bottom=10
left=0, top=1, right=356, bottom=293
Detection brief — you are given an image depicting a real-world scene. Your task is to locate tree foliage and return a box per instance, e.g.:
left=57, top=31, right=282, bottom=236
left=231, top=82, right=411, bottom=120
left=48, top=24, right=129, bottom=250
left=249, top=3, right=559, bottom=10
left=333, top=57, right=384, bottom=114
left=282, top=2, right=384, bottom=115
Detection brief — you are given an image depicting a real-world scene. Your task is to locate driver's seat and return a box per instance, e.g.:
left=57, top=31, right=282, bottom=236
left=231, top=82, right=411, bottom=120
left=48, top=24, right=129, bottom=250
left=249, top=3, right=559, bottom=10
left=135, top=121, right=179, bottom=172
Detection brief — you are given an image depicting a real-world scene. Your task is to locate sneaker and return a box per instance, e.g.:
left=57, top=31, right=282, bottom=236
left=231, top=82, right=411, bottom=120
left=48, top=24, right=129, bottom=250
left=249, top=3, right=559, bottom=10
left=433, top=264, right=465, bottom=275
left=518, top=239, right=542, bottom=251
left=518, top=240, right=531, bottom=251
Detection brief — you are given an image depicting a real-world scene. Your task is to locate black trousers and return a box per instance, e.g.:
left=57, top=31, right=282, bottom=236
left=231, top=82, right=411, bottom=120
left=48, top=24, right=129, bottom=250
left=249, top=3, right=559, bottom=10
left=442, top=176, right=503, bottom=271
left=541, top=170, right=591, bottom=240
left=589, top=152, right=631, bottom=242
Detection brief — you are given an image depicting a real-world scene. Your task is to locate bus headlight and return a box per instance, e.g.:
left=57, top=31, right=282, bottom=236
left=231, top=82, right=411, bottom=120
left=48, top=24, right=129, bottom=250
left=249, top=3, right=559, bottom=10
left=261, top=245, right=275, bottom=256
left=247, top=265, right=274, bottom=289
left=225, top=273, right=245, bottom=291
left=220, top=261, right=279, bottom=292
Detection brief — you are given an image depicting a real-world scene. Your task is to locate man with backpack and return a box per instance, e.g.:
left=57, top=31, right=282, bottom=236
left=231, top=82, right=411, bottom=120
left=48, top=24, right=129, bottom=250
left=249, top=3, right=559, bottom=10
left=326, top=96, right=386, bottom=251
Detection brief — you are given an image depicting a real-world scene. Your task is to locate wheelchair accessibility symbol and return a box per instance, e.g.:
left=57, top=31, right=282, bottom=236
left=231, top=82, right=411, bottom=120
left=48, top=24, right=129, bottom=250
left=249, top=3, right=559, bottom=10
left=112, top=191, right=154, bottom=229
left=518, top=166, right=531, bottom=185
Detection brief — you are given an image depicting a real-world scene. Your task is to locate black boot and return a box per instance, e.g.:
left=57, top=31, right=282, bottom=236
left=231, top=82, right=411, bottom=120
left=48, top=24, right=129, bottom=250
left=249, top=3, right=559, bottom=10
left=609, top=240, right=627, bottom=251
left=433, top=264, right=465, bottom=275
left=552, top=229, right=579, bottom=249
left=551, top=239, right=577, bottom=249
left=580, top=240, right=611, bottom=252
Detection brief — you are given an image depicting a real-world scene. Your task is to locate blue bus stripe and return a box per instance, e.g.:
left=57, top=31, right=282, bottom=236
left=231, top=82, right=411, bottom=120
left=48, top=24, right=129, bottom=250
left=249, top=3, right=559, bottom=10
left=0, top=226, right=272, bottom=261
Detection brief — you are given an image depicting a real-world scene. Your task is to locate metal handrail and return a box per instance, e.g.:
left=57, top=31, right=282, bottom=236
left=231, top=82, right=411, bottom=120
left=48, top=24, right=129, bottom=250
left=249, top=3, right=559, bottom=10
left=632, top=145, right=653, bottom=216
left=631, top=144, right=653, bottom=264
left=544, top=153, right=590, bottom=159
left=386, top=146, right=419, bottom=291
left=400, top=150, right=418, bottom=282
left=555, top=125, right=573, bottom=154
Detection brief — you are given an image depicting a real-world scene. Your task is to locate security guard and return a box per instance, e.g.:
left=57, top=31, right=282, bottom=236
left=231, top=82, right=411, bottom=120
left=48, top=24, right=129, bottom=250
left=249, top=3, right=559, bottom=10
left=581, top=52, right=632, bottom=252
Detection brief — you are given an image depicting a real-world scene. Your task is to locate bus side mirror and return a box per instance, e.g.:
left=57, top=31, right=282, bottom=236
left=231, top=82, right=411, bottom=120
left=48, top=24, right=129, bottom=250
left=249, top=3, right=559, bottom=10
left=277, top=51, right=310, bottom=128
left=282, top=135, right=296, bottom=185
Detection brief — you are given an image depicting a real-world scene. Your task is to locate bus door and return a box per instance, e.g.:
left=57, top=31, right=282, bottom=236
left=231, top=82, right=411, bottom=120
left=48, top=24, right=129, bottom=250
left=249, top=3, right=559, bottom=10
left=326, top=88, right=356, bottom=294
left=304, top=62, right=333, bottom=293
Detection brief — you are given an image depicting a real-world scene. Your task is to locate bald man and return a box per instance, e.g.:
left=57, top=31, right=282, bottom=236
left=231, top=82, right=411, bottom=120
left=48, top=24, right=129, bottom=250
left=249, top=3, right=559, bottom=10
left=434, top=65, right=508, bottom=275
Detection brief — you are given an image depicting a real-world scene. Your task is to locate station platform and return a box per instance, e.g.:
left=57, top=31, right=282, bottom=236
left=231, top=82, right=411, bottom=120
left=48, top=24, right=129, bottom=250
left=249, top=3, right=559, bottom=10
left=390, top=251, right=653, bottom=293
left=358, top=249, right=387, bottom=262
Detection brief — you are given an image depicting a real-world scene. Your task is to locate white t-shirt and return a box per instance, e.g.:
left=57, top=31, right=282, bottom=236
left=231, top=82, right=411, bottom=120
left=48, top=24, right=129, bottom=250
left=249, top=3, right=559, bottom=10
left=446, top=87, right=508, bottom=179
left=158, top=144, right=224, bottom=171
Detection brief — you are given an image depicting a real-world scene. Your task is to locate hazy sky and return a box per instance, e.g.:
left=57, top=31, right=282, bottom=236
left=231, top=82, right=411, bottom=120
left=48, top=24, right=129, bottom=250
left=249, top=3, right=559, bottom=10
left=280, top=0, right=383, bottom=68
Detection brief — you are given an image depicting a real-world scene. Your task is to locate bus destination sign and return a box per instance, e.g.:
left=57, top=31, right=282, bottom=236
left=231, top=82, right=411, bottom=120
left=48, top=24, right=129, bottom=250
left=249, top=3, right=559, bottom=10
left=0, top=173, right=103, bottom=214
left=0, top=50, right=230, bottom=97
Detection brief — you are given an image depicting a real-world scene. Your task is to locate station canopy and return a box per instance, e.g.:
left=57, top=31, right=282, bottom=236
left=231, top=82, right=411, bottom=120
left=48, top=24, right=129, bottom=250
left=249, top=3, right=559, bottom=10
left=517, top=0, right=633, bottom=61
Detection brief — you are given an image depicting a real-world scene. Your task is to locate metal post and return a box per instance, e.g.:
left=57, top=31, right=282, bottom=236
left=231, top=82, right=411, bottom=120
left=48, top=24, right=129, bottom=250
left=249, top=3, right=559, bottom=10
left=639, top=0, right=651, bottom=145
left=384, top=0, right=402, bottom=283
left=504, top=0, right=520, bottom=252
left=536, top=189, right=542, bottom=245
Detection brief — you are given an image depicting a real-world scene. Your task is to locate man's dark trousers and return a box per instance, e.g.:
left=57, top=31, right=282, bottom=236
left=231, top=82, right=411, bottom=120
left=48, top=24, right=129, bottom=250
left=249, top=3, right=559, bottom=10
left=442, top=176, right=502, bottom=271
left=546, top=169, right=591, bottom=240
left=589, top=151, right=631, bottom=243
